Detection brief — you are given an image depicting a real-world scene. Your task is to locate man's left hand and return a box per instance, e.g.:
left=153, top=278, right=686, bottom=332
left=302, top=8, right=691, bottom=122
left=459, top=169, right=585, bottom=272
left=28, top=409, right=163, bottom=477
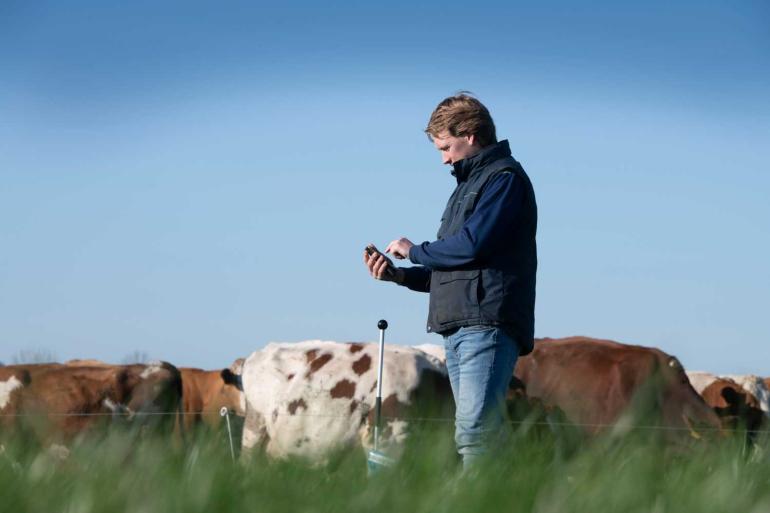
left=385, top=238, right=414, bottom=260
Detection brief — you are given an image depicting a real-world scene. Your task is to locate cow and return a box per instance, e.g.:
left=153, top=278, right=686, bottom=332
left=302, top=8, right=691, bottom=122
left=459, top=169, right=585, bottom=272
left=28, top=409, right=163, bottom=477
left=412, top=344, right=446, bottom=364
left=685, top=372, right=764, bottom=437
left=179, top=358, right=245, bottom=431
left=409, top=343, right=573, bottom=434
left=65, top=359, right=112, bottom=367
left=0, top=361, right=183, bottom=445
left=514, top=337, right=722, bottom=438
left=721, top=375, right=770, bottom=415
left=693, top=372, right=770, bottom=415
left=240, top=341, right=451, bottom=462
left=686, top=371, right=721, bottom=396
left=1, top=366, right=32, bottom=429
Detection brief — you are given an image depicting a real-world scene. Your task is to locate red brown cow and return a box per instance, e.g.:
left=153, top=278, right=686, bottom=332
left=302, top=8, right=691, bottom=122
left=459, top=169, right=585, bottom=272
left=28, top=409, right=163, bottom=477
left=514, top=337, right=722, bottom=438
left=0, top=361, right=182, bottom=444
left=180, top=359, right=245, bottom=430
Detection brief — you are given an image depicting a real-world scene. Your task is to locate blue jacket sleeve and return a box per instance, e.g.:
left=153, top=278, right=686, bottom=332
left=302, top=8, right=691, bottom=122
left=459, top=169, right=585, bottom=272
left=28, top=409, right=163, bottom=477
left=408, top=172, right=523, bottom=270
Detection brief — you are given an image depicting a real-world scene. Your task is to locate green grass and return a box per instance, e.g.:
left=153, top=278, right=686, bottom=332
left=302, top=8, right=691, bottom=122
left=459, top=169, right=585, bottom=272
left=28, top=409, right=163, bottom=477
left=2, top=423, right=770, bottom=513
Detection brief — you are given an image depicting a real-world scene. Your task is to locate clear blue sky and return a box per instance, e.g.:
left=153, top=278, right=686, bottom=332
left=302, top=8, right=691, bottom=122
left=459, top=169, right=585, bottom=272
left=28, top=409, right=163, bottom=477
left=1, top=1, right=768, bottom=373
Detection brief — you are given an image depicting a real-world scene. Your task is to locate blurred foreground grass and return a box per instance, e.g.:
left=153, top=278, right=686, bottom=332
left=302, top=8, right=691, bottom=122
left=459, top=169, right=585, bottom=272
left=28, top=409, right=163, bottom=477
left=2, top=423, right=770, bottom=513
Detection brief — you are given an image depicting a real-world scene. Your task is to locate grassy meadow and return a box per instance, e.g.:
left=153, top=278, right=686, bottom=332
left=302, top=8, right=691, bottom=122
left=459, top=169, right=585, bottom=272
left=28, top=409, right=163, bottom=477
left=2, top=419, right=770, bottom=513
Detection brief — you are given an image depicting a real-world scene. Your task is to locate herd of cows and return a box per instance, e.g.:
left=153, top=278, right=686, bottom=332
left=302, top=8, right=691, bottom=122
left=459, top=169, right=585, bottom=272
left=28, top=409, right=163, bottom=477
left=1, top=336, right=769, bottom=462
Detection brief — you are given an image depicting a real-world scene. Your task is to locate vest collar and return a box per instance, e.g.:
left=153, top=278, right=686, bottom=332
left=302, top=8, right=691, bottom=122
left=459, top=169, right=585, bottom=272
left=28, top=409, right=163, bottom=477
left=451, top=140, right=511, bottom=183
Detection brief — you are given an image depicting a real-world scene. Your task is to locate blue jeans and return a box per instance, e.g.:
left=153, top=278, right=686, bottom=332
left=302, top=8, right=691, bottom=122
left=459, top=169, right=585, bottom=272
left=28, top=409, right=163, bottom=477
left=443, top=325, right=518, bottom=468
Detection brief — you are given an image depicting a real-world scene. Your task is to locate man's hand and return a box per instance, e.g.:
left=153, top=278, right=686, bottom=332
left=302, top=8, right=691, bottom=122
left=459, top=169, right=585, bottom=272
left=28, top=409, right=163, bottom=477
left=363, top=248, right=405, bottom=283
left=385, top=238, right=414, bottom=260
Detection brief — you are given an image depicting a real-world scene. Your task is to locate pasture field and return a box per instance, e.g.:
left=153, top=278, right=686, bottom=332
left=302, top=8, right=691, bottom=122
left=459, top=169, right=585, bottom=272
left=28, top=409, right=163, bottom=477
left=1, top=424, right=770, bottom=513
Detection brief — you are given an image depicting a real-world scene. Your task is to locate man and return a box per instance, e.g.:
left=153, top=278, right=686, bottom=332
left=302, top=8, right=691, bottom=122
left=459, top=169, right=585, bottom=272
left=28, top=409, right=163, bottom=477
left=364, top=93, right=537, bottom=468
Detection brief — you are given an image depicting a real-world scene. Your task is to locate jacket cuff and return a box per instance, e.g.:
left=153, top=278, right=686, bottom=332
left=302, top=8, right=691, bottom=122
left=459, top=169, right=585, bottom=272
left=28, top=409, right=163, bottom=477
left=409, top=243, right=426, bottom=265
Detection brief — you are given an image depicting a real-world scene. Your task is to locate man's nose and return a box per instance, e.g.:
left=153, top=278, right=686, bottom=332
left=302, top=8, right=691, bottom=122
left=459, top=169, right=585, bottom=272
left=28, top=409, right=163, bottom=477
left=442, top=153, right=451, bottom=165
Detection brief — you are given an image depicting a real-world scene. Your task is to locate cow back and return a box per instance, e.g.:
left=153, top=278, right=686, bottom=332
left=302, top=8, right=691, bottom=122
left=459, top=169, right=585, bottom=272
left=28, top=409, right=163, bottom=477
left=515, top=337, right=720, bottom=436
left=240, top=340, right=451, bottom=461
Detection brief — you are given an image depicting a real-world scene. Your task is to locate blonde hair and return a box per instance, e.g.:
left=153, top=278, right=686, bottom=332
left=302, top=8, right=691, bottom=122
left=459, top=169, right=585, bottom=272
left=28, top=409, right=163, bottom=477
left=425, top=92, right=497, bottom=147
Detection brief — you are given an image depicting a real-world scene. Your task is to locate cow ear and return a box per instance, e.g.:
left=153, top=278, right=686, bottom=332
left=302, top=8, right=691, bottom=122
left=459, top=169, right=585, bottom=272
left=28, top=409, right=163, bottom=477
left=20, top=370, right=32, bottom=386
left=221, top=369, right=243, bottom=391
left=721, top=386, right=740, bottom=406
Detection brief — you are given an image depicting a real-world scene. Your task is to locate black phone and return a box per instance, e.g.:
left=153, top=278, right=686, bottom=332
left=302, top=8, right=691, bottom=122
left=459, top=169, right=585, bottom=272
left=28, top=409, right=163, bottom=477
left=365, top=244, right=396, bottom=277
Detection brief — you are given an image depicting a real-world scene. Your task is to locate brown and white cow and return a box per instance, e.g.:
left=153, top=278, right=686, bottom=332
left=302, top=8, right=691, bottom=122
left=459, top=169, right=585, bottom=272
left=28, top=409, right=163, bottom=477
left=686, top=371, right=764, bottom=436
left=240, top=341, right=451, bottom=462
left=721, top=375, right=770, bottom=415
left=689, top=372, right=770, bottom=415
left=412, top=344, right=446, bottom=364
left=1, top=366, right=32, bottom=429
left=179, top=359, right=245, bottom=430
left=0, top=361, right=183, bottom=443
left=514, top=337, right=722, bottom=438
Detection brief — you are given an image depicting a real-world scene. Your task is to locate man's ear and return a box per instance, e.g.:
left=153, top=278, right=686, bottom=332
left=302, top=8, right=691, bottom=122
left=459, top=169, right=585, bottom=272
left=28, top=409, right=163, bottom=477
left=466, top=134, right=476, bottom=146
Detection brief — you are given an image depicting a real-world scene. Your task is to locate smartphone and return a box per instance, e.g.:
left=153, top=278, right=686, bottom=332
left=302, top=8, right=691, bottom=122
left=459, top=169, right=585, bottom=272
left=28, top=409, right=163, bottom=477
left=365, top=244, right=396, bottom=277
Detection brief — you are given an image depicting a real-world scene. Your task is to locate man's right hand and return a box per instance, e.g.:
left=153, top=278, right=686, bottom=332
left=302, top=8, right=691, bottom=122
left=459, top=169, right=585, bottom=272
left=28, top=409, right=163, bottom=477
left=363, top=248, right=404, bottom=283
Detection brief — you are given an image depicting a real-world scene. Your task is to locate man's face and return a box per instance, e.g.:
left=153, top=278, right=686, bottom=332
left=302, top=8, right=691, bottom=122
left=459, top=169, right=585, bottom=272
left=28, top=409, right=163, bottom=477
left=432, top=132, right=482, bottom=166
